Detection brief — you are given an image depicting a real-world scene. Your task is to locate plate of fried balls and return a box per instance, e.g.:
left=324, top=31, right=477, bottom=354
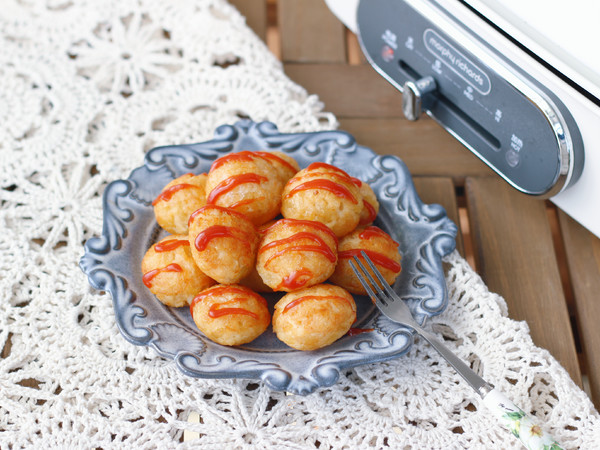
left=81, top=120, right=457, bottom=395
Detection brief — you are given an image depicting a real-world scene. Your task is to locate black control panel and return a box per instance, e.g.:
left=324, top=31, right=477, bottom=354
left=357, top=0, right=584, bottom=196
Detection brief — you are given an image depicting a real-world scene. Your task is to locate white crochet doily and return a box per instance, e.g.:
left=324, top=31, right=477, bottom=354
left=1, top=0, right=599, bottom=448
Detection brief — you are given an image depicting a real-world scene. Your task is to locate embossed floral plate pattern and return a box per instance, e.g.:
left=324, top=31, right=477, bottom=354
left=80, top=120, right=457, bottom=395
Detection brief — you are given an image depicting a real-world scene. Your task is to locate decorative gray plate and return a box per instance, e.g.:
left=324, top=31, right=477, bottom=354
left=80, top=120, right=457, bottom=395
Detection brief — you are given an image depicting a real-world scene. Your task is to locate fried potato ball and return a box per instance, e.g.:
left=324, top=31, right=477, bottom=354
left=152, top=173, right=208, bottom=234
left=188, top=205, right=259, bottom=284
left=256, top=150, right=299, bottom=183
left=281, top=162, right=362, bottom=237
left=355, top=179, right=379, bottom=226
left=272, top=284, right=356, bottom=351
left=205, top=151, right=286, bottom=226
left=141, top=234, right=215, bottom=307
left=190, top=284, right=270, bottom=346
left=329, top=226, right=402, bottom=295
left=256, top=218, right=338, bottom=292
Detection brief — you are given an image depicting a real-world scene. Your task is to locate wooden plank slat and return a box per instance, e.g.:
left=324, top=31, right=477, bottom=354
left=229, top=0, right=268, bottom=41
left=346, top=29, right=367, bottom=65
left=278, top=0, right=346, bottom=63
left=558, top=211, right=600, bottom=407
left=338, top=118, right=495, bottom=181
left=284, top=64, right=403, bottom=117
left=413, top=177, right=464, bottom=256
left=465, top=177, right=582, bottom=384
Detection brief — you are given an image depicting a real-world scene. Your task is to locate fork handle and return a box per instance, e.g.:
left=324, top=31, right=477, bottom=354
left=419, top=328, right=493, bottom=396
left=482, top=389, right=562, bottom=449
left=419, top=329, right=562, bottom=449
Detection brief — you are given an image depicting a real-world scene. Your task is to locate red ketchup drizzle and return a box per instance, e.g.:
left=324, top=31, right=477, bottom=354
left=154, top=239, right=190, bottom=252
left=338, top=249, right=401, bottom=273
left=350, top=177, right=363, bottom=187
left=188, top=204, right=250, bottom=227
left=283, top=294, right=352, bottom=314
left=228, top=196, right=266, bottom=210
left=208, top=301, right=258, bottom=319
left=359, top=200, right=378, bottom=225
left=190, top=286, right=266, bottom=319
left=285, top=179, right=358, bottom=204
left=254, top=151, right=297, bottom=173
left=210, top=151, right=258, bottom=171
left=211, top=150, right=297, bottom=174
left=260, top=231, right=337, bottom=264
left=142, top=263, right=183, bottom=288
left=358, top=226, right=399, bottom=246
left=152, top=183, right=199, bottom=205
left=277, top=268, right=313, bottom=291
left=348, top=328, right=374, bottom=337
left=306, top=162, right=350, bottom=177
left=194, top=225, right=248, bottom=252
left=206, top=173, right=268, bottom=204
left=291, top=171, right=354, bottom=187
left=259, top=219, right=338, bottom=243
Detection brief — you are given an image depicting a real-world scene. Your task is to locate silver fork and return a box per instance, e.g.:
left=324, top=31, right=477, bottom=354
left=350, top=252, right=562, bottom=450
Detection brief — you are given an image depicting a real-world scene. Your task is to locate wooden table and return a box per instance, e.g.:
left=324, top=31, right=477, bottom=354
left=230, top=0, right=600, bottom=410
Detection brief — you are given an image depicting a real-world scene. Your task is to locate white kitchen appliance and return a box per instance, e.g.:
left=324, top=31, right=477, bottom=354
left=325, top=0, right=600, bottom=238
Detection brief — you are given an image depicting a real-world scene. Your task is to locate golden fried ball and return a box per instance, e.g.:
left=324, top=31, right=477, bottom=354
left=355, top=179, right=380, bottom=226
left=190, top=284, right=270, bottom=346
left=272, top=284, right=356, bottom=351
left=141, top=234, right=215, bottom=307
left=257, top=218, right=338, bottom=292
left=255, top=150, right=299, bottom=183
left=205, top=151, right=285, bottom=226
left=188, top=205, right=259, bottom=284
left=281, top=162, right=363, bottom=237
left=152, top=173, right=208, bottom=234
left=329, top=226, right=402, bottom=295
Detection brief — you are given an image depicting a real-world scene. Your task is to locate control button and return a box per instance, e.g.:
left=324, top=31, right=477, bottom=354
left=506, top=149, right=520, bottom=168
left=402, top=76, right=437, bottom=121
left=381, top=45, right=394, bottom=62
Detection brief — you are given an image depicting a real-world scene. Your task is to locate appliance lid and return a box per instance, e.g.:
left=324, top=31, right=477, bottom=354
left=324, top=0, right=359, bottom=33
left=461, top=0, right=600, bottom=102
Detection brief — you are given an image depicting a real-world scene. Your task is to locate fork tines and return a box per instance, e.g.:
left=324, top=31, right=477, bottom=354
left=348, top=251, right=396, bottom=307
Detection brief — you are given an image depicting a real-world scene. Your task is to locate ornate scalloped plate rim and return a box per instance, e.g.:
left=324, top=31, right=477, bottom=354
left=80, top=120, right=457, bottom=395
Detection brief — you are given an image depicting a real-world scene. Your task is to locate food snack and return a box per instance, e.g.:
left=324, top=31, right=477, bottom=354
left=141, top=235, right=215, bottom=307
left=354, top=178, right=379, bottom=226
left=329, top=226, right=402, bottom=295
left=152, top=173, right=208, bottom=234
left=260, top=150, right=300, bottom=183
left=188, top=204, right=259, bottom=284
left=190, top=284, right=271, bottom=346
left=205, top=151, right=297, bottom=226
left=256, top=218, right=338, bottom=292
left=272, top=284, right=357, bottom=351
left=143, top=150, right=401, bottom=352
left=281, top=162, right=363, bottom=237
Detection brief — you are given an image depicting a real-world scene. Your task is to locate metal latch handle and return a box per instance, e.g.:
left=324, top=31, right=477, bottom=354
left=402, top=76, right=437, bottom=120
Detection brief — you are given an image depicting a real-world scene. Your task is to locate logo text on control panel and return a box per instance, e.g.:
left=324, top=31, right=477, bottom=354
left=423, top=29, right=491, bottom=95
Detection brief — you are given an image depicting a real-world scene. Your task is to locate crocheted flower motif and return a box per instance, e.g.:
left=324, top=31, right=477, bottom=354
left=184, top=384, right=307, bottom=448
left=1, top=162, right=104, bottom=252
left=69, top=12, right=182, bottom=95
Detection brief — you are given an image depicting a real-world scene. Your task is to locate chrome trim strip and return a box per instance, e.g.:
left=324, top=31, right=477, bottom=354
left=357, top=0, right=575, bottom=197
